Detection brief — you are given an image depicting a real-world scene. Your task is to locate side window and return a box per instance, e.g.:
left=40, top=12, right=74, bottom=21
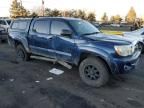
left=12, top=21, right=28, bottom=30
left=12, top=22, right=19, bottom=29
left=0, top=20, right=6, bottom=25
left=33, top=20, right=50, bottom=34
left=51, top=21, right=70, bottom=35
left=19, top=22, right=28, bottom=30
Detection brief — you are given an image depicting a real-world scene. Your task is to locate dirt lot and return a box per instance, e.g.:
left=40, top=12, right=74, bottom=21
left=0, top=43, right=144, bottom=108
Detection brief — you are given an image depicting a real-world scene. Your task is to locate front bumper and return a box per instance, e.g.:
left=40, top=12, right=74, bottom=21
left=111, top=51, right=141, bottom=74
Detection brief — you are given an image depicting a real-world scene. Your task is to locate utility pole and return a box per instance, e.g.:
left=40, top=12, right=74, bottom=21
left=19, top=0, right=23, bottom=16
left=41, top=0, right=45, bottom=16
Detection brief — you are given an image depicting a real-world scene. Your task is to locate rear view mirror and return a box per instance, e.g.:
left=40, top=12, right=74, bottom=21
left=61, top=29, right=72, bottom=37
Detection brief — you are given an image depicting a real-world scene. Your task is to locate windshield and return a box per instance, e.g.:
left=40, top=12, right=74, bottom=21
left=69, top=20, right=100, bottom=36
left=6, top=20, right=11, bottom=25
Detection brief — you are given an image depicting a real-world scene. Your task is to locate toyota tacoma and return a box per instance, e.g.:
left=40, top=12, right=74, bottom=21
left=8, top=17, right=141, bottom=87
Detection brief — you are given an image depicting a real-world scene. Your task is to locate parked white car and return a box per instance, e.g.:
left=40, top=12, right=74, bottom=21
left=110, top=24, right=121, bottom=27
left=0, top=27, right=8, bottom=42
left=123, top=27, right=144, bottom=52
left=0, top=19, right=11, bottom=32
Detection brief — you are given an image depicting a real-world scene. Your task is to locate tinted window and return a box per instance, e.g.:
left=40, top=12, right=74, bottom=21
left=51, top=21, right=70, bottom=35
left=12, top=21, right=28, bottom=30
left=6, top=20, right=11, bottom=25
left=0, top=20, right=6, bottom=25
left=33, top=20, right=50, bottom=34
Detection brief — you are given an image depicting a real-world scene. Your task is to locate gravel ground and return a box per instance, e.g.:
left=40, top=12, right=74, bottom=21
left=0, top=43, right=144, bottom=108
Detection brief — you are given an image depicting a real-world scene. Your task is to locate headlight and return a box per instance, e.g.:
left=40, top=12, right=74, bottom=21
left=114, top=45, right=134, bottom=56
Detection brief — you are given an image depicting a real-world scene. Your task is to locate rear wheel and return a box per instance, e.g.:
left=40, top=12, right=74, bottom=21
left=16, top=45, right=30, bottom=62
left=79, top=57, right=109, bottom=87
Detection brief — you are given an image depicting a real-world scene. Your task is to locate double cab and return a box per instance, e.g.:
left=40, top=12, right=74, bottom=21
left=8, top=17, right=141, bottom=87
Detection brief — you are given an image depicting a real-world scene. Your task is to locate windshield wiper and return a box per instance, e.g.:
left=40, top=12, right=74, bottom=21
left=81, top=32, right=99, bottom=36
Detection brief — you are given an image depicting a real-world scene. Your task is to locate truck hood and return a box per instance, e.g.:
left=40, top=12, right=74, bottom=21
left=83, top=33, right=133, bottom=45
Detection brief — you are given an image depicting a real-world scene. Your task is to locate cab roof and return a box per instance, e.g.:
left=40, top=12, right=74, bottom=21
left=14, top=17, right=81, bottom=21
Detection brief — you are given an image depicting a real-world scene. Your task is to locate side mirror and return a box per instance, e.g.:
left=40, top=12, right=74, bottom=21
left=32, top=28, right=37, bottom=32
left=61, top=29, right=72, bottom=37
left=141, top=32, right=144, bottom=35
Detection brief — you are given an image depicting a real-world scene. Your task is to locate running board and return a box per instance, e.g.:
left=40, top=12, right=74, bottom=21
left=31, top=56, right=72, bottom=69
left=57, top=61, right=72, bottom=69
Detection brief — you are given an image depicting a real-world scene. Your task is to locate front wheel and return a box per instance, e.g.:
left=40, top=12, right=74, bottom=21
left=79, top=57, right=109, bottom=87
left=139, top=43, right=144, bottom=54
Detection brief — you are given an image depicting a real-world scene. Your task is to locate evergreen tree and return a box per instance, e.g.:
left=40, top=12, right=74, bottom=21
left=87, top=12, right=96, bottom=22
left=76, top=10, right=87, bottom=20
left=110, top=16, right=115, bottom=23
left=10, top=0, right=28, bottom=18
left=101, top=12, right=108, bottom=23
left=45, top=8, right=52, bottom=16
left=125, top=7, right=136, bottom=23
left=51, top=9, right=62, bottom=17
left=110, top=15, right=122, bottom=24
left=68, top=10, right=78, bottom=17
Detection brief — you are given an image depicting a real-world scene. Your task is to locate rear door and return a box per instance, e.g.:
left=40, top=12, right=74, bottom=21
left=51, top=20, right=77, bottom=63
left=29, top=19, right=55, bottom=58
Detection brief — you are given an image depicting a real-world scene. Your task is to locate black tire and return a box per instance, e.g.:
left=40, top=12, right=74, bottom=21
left=79, top=57, right=109, bottom=87
left=138, top=42, right=144, bottom=54
left=140, top=44, right=144, bottom=54
left=141, top=46, right=144, bottom=54
left=16, top=45, right=30, bottom=62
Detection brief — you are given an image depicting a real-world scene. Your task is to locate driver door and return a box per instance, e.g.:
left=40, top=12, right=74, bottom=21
left=51, top=20, right=77, bottom=63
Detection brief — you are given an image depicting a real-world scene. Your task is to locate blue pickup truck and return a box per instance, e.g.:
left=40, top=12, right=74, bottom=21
left=8, top=17, right=141, bottom=87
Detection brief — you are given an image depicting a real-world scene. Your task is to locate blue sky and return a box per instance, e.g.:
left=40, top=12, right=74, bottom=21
left=1, top=0, right=144, bottom=20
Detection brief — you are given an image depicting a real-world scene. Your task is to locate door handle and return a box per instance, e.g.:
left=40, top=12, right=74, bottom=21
left=46, top=36, right=53, bottom=40
left=49, top=37, right=53, bottom=40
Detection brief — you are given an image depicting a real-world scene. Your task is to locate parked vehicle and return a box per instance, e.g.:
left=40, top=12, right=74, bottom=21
left=0, top=19, right=11, bottom=32
left=91, top=22, right=100, bottom=28
left=0, top=27, right=8, bottom=42
left=8, top=17, right=141, bottom=87
left=110, top=24, right=121, bottom=27
left=123, top=27, right=144, bottom=53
